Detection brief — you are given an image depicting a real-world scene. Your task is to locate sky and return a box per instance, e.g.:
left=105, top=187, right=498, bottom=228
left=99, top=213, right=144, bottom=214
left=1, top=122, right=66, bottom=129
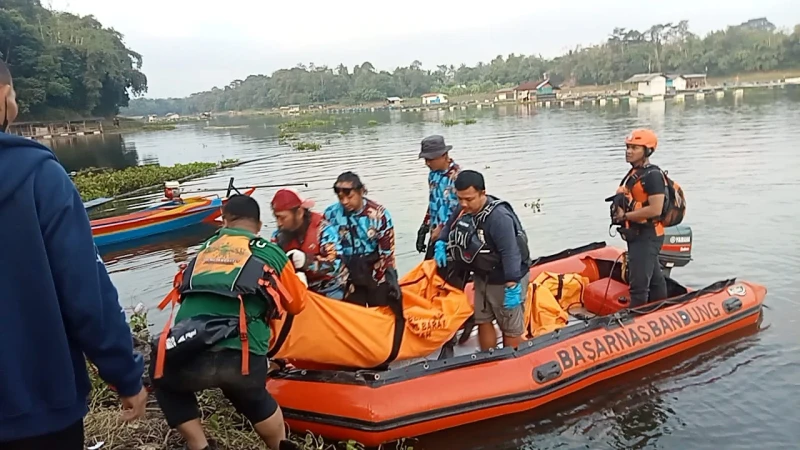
left=49, top=0, right=800, bottom=99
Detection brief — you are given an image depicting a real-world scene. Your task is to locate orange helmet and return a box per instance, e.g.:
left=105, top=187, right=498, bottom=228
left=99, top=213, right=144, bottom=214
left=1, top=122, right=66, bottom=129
left=625, top=129, right=658, bottom=152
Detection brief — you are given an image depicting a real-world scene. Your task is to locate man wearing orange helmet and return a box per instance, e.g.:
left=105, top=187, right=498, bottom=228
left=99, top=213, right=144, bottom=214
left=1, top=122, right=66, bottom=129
left=612, top=128, right=668, bottom=307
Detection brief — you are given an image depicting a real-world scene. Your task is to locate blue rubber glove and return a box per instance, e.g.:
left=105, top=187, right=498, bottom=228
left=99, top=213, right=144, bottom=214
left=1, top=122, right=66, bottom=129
left=503, top=283, right=522, bottom=309
left=434, top=240, right=448, bottom=267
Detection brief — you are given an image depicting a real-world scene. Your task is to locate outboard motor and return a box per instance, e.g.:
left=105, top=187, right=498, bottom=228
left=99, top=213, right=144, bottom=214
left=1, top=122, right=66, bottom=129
left=659, top=224, right=692, bottom=278
left=164, top=181, right=182, bottom=201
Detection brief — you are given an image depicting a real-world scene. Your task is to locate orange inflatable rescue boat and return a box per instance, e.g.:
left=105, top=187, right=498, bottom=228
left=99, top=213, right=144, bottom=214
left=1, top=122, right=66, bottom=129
left=266, top=226, right=767, bottom=446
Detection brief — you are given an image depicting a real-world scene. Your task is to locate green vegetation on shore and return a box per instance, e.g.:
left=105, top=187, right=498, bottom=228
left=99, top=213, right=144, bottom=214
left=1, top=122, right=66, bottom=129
left=73, top=161, right=237, bottom=202
left=86, top=308, right=398, bottom=449
left=1, top=0, right=147, bottom=120
left=123, top=17, right=800, bottom=116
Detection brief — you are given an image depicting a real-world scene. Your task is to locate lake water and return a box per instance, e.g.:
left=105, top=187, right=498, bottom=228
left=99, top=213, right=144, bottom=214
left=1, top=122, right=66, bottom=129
left=60, top=88, right=800, bottom=449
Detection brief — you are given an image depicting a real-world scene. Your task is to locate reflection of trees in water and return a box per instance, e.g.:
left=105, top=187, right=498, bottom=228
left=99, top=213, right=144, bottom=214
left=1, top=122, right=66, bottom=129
left=99, top=224, right=218, bottom=264
left=49, top=134, right=139, bottom=172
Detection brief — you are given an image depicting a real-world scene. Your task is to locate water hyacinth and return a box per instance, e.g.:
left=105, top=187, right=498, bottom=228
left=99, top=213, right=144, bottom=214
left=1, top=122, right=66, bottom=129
left=72, top=161, right=239, bottom=202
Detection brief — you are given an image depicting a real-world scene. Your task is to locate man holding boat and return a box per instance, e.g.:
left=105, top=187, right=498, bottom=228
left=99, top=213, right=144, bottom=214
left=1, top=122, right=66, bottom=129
left=150, top=195, right=306, bottom=450
left=435, top=170, right=532, bottom=351
left=271, top=188, right=347, bottom=299
left=416, top=135, right=462, bottom=259
left=0, top=60, right=148, bottom=449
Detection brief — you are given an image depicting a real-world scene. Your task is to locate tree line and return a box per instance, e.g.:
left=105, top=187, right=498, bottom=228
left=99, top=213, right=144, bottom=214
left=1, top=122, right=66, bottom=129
left=124, top=17, right=800, bottom=116
left=1, top=0, right=147, bottom=120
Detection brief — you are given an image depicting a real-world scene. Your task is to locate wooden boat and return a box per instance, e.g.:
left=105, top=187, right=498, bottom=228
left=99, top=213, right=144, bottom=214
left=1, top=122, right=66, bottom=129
left=91, top=179, right=254, bottom=247
left=266, top=226, right=767, bottom=446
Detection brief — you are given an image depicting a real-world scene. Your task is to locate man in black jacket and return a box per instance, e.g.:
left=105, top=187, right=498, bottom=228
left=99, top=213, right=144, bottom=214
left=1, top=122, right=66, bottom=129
left=434, top=170, right=531, bottom=351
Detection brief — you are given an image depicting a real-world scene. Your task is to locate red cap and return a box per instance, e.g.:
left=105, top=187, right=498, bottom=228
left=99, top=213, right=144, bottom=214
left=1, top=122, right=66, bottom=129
left=271, top=188, right=315, bottom=211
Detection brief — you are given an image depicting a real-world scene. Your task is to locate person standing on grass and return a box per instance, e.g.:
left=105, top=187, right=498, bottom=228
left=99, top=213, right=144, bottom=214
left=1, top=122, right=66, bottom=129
left=0, top=60, right=148, bottom=450
left=149, top=195, right=306, bottom=450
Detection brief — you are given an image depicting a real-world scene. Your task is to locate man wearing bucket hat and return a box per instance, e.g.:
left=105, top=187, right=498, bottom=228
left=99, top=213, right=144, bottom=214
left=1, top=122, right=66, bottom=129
left=270, top=188, right=347, bottom=299
left=416, top=135, right=461, bottom=260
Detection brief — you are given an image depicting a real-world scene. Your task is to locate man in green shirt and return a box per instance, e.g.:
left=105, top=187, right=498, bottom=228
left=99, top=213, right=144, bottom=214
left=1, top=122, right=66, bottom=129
left=150, top=195, right=308, bottom=450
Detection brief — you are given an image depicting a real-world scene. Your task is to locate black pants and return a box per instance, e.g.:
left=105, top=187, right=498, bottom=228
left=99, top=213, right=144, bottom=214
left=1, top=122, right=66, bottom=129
left=0, top=420, right=83, bottom=450
left=627, top=234, right=667, bottom=308
left=149, top=349, right=278, bottom=428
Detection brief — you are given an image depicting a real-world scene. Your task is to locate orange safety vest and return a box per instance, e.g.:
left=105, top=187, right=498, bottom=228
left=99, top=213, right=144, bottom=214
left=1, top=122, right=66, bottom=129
left=274, top=212, right=327, bottom=284
left=618, top=165, right=666, bottom=236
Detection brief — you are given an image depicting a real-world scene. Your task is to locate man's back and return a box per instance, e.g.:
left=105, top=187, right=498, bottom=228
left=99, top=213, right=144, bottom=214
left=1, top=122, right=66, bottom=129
left=0, top=133, right=143, bottom=442
left=175, top=227, right=296, bottom=355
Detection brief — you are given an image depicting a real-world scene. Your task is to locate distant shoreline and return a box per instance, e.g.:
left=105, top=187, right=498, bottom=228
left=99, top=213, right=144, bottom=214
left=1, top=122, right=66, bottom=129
left=19, top=68, right=800, bottom=124
left=167, top=69, right=800, bottom=119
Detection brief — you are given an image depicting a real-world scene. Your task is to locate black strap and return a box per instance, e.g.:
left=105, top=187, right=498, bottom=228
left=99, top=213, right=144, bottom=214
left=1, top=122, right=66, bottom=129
left=379, top=305, right=405, bottom=368
left=556, top=274, right=564, bottom=300
left=267, top=314, right=294, bottom=358
left=623, top=164, right=661, bottom=190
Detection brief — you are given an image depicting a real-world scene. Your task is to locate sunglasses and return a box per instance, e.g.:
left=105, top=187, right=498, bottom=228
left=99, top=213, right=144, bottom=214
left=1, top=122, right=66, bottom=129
left=333, top=186, right=356, bottom=196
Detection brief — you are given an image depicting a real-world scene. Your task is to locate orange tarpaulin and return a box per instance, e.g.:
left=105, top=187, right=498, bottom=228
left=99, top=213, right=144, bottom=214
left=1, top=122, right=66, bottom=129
left=268, top=261, right=587, bottom=368
left=268, top=260, right=474, bottom=368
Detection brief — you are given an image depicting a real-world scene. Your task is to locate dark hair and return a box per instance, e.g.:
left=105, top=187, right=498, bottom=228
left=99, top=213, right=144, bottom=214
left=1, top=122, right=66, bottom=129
left=222, top=195, right=260, bottom=222
left=334, top=171, right=366, bottom=192
left=455, top=170, right=486, bottom=192
left=0, top=61, right=11, bottom=86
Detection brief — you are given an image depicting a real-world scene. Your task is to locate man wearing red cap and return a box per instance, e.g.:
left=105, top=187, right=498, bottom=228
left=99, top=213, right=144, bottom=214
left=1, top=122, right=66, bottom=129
left=270, top=189, right=346, bottom=299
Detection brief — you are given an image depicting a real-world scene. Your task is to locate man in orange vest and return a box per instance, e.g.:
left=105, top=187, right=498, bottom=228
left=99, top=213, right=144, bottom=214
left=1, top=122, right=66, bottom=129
left=613, top=129, right=668, bottom=308
left=271, top=188, right=347, bottom=299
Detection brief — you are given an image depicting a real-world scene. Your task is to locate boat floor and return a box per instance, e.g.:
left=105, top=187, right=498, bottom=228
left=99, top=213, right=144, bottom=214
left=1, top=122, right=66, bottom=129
left=388, top=307, right=596, bottom=369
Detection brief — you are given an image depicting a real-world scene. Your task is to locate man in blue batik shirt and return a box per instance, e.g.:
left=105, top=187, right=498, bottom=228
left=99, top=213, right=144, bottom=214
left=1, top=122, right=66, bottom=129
left=324, top=172, right=400, bottom=308
left=415, top=135, right=461, bottom=260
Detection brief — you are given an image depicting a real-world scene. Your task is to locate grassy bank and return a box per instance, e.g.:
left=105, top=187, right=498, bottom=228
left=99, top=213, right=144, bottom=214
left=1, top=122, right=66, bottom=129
left=85, top=308, right=398, bottom=450
left=73, top=160, right=239, bottom=202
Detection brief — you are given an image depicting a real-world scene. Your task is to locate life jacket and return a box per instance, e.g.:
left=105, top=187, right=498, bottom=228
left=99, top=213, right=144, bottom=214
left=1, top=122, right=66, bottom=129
left=153, top=232, right=298, bottom=379
left=274, top=212, right=326, bottom=284
left=447, top=198, right=531, bottom=275
left=617, top=164, right=686, bottom=231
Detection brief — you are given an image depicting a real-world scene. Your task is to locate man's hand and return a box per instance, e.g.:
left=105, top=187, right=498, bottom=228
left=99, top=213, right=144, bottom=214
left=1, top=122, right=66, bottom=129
left=120, top=386, right=148, bottom=422
left=434, top=240, right=448, bottom=268
left=503, top=282, right=522, bottom=309
left=286, top=249, right=309, bottom=271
